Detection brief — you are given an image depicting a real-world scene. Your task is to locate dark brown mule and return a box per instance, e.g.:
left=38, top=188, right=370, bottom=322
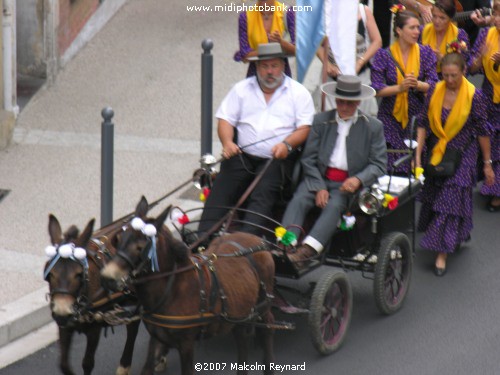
left=101, top=196, right=276, bottom=375
left=44, top=215, right=140, bottom=375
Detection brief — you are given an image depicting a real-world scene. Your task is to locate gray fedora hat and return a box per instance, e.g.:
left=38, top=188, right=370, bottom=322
left=247, top=43, right=290, bottom=61
left=321, top=75, right=376, bottom=101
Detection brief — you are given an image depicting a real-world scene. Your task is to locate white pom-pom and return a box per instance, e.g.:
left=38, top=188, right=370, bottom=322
left=131, top=217, right=145, bottom=231
left=74, top=247, right=87, bottom=260
left=143, top=224, right=157, bottom=237
left=59, top=244, right=73, bottom=258
left=170, top=208, right=183, bottom=221
left=45, top=245, right=57, bottom=258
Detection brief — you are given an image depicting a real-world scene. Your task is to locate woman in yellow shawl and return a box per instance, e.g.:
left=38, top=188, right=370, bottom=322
left=420, top=0, right=470, bottom=78
left=416, top=51, right=495, bottom=276
left=234, top=0, right=296, bottom=77
left=371, top=6, right=438, bottom=174
left=469, top=0, right=500, bottom=212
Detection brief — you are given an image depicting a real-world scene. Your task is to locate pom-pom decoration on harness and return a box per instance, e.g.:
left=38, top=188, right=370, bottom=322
left=73, top=247, right=87, bottom=260
left=45, top=243, right=87, bottom=260
left=59, top=244, right=74, bottom=258
left=45, top=245, right=57, bottom=258
left=390, top=4, right=406, bottom=14
left=130, top=217, right=158, bottom=236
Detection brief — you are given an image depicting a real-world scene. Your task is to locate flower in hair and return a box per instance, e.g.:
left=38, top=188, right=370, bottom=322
left=390, top=4, right=406, bottom=14
left=446, top=39, right=467, bottom=54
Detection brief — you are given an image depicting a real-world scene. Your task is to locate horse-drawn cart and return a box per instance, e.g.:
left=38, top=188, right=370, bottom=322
left=172, top=149, right=422, bottom=356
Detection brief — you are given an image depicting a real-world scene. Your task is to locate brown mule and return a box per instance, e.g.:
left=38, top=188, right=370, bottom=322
left=101, top=196, right=276, bottom=375
left=44, top=215, right=141, bottom=375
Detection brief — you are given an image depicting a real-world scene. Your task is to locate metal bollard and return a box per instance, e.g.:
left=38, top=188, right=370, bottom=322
left=101, top=107, right=114, bottom=227
left=201, top=39, right=213, bottom=157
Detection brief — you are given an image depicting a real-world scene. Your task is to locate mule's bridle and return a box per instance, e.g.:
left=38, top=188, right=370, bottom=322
left=44, top=245, right=90, bottom=300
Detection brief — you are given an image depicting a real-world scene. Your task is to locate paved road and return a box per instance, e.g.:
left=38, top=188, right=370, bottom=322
left=3, top=192, right=499, bottom=375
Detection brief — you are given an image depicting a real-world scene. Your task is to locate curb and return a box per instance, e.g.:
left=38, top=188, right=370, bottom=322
left=0, top=287, right=52, bottom=349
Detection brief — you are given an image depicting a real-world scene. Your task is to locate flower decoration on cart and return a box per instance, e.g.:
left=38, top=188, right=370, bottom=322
left=170, top=207, right=190, bottom=225
left=44, top=242, right=88, bottom=280
left=383, top=193, right=399, bottom=210
left=340, top=214, right=356, bottom=231
left=199, top=187, right=211, bottom=202
left=274, top=226, right=298, bottom=246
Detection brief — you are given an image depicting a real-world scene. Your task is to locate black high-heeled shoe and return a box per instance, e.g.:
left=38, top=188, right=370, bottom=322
left=487, top=197, right=500, bottom=212
left=434, top=266, right=447, bottom=277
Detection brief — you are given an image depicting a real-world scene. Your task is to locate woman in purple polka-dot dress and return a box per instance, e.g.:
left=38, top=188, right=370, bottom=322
left=415, top=52, right=495, bottom=277
left=468, top=7, right=500, bottom=212
left=371, top=10, right=438, bottom=174
left=233, top=1, right=295, bottom=78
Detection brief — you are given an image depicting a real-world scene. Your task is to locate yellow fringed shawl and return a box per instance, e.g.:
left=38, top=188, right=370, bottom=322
left=482, top=27, right=500, bottom=103
left=421, top=22, right=458, bottom=73
left=246, top=1, right=286, bottom=50
left=427, top=78, right=475, bottom=165
left=390, top=42, right=420, bottom=129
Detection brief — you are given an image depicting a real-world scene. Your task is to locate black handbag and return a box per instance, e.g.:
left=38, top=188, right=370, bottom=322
left=425, top=148, right=462, bottom=177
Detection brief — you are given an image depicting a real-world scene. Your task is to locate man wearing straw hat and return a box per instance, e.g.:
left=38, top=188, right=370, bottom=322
left=198, top=43, right=314, bottom=237
left=281, top=75, right=387, bottom=269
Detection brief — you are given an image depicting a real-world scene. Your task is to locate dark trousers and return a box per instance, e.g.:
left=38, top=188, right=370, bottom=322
left=373, top=0, right=392, bottom=48
left=198, top=153, right=289, bottom=236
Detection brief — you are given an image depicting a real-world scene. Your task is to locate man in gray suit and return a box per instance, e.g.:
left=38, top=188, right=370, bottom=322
left=282, top=75, right=387, bottom=269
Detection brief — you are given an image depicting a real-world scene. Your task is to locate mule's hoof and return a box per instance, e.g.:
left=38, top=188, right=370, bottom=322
left=115, top=366, right=131, bottom=375
left=154, top=355, right=168, bottom=372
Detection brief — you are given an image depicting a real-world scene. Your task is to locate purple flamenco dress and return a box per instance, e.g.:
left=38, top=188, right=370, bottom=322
left=371, top=44, right=438, bottom=174
left=418, top=85, right=491, bottom=253
left=469, top=28, right=500, bottom=200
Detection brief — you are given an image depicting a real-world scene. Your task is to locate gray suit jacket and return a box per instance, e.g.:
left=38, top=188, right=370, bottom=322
left=301, top=110, right=387, bottom=192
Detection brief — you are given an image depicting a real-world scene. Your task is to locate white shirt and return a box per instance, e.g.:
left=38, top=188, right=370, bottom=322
left=328, top=110, right=359, bottom=170
left=216, top=75, right=315, bottom=158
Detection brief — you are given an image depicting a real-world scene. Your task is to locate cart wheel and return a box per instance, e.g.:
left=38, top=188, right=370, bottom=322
left=374, top=232, right=412, bottom=315
left=308, top=270, right=352, bottom=355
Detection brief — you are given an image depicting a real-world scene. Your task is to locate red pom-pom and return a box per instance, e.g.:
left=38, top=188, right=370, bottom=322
left=388, top=197, right=399, bottom=210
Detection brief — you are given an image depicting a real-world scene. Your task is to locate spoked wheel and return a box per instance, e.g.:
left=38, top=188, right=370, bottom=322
left=308, top=270, right=352, bottom=355
left=374, top=232, right=412, bottom=315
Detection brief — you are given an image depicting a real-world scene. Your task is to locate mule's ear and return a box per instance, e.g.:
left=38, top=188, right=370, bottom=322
left=48, top=214, right=63, bottom=245
left=77, top=218, right=95, bottom=248
left=154, top=205, right=172, bottom=231
left=135, top=196, right=149, bottom=218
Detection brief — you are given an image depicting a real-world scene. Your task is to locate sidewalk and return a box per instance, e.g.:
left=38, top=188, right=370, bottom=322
left=0, top=0, right=251, bottom=367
